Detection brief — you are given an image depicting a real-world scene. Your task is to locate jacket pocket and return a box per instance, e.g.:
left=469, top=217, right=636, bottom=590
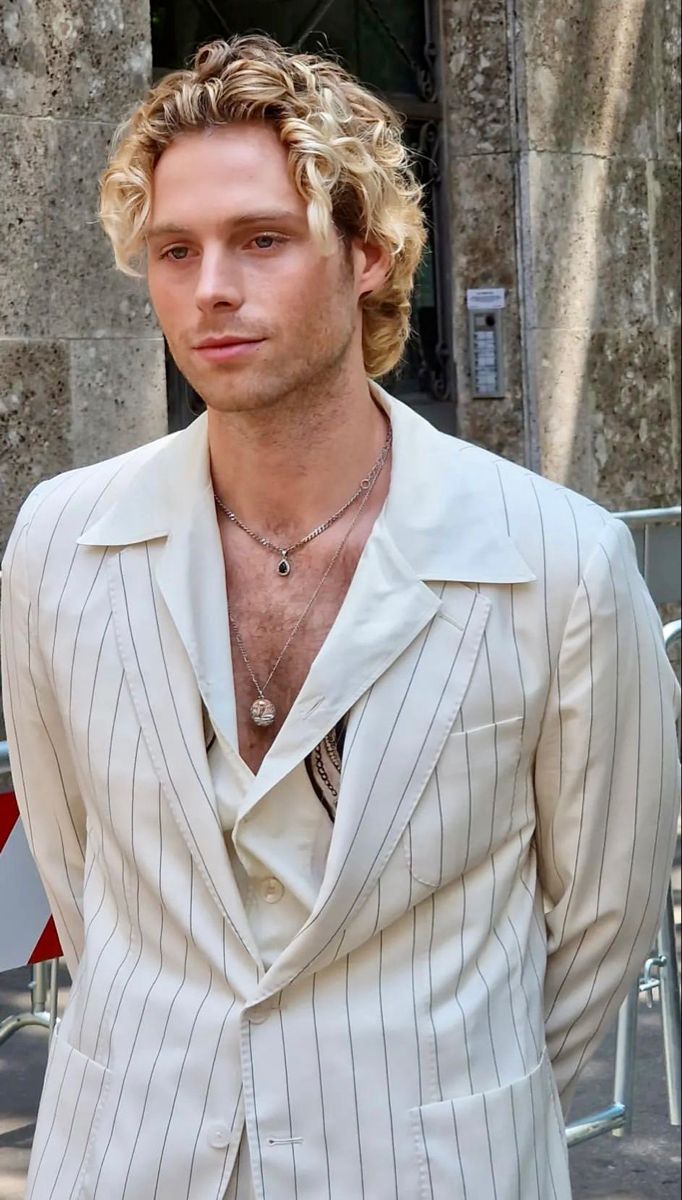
left=405, top=715, right=526, bottom=887
left=409, top=1047, right=570, bottom=1200
left=26, top=1023, right=111, bottom=1200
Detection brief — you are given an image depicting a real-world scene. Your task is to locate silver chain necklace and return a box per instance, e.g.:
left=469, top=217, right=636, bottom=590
left=228, top=430, right=392, bottom=728
left=214, top=425, right=392, bottom=577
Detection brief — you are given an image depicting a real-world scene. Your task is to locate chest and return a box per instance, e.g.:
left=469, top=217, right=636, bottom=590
left=221, top=531, right=363, bottom=773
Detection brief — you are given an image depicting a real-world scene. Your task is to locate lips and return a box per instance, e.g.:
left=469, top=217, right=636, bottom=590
left=195, top=336, right=260, bottom=349
left=194, top=338, right=264, bottom=363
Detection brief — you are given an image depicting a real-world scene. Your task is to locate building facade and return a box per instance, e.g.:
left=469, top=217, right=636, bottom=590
left=1, top=0, right=680, bottom=580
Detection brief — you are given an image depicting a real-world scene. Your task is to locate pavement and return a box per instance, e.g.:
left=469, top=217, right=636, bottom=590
left=1, top=955, right=680, bottom=1200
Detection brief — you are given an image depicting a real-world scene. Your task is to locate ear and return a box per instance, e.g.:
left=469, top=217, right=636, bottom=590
left=352, top=238, right=391, bottom=299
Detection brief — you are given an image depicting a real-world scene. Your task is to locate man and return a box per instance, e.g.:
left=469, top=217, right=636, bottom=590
left=1, top=33, right=679, bottom=1200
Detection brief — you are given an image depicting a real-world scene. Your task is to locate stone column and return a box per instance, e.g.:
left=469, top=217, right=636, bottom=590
left=441, top=0, right=680, bottom=510
left=0, top=0, right=167, bottom=550
left=519, top=0, right=680, bottom=507
left=441, top=1, right=528, bottom=466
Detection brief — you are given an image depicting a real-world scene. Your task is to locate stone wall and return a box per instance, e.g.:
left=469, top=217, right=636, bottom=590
left=442, top=0, right=680, bottom=509
left=0, top=0, right=166, bottom=551
left=2, top=1, right=678, bottom=534
left=0, top=0, right=166, bottom=745
left=441, top=1, right=528, bottom=465
left=0, top=2, right=679, bottom=550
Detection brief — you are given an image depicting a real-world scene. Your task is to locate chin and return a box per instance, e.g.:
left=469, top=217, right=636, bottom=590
left=201, top=380, right=285, bottom=415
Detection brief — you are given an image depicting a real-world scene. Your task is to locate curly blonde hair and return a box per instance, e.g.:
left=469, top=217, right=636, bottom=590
left=98, top=34, right=427, bottom=378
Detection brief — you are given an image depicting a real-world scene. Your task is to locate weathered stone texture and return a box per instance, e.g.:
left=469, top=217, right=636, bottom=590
left=49, top=120, right=159, bottom=339
left=445, top=150, right=525, bottom=463
left=0, top=115, right=50, bottom=338
left=0, top=114, right=157, bottom=341
left=524, top=0, right=658, bottom=157
left=529, top=154, right=653, bottom=332
left=443, top=0, right=511, bottom=155
left=0, top=340, right=71, bottom=533
left=658, top=0, right=682, bottom=158
left=70, top=339, right=166, bottom=468
left=588, top=327, right=679, bottom=508
left=0, top=0, right=162, bottom=561
left=538, top=325, right=679, bottom=505
left=650, top=160, right=681, bottom=326
left=448, top=153, right=517, bottom=290
left=536, top=330, right=595, bottom=496
left=442, top=0, right=680, bottom=501
left=0, top=0, right=151, bottom=119
left=465, top=399, right=526, bottom=465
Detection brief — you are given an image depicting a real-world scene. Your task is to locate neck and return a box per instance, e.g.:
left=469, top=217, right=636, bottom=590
left=207, top=371, right=390, bottom=542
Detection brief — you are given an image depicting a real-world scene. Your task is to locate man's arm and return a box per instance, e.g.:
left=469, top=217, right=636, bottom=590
left=1, top=486, right=87, bottom=981
left=533, top=515, right=680, bottom=1115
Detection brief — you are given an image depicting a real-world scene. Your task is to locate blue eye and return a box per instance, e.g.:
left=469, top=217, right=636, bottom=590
left=162, top=246, right=189, bottom=261
left=252, top=235, right=284, bottom=250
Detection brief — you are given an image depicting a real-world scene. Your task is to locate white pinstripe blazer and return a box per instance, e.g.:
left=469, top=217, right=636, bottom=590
left=1, top=384, right=679, bottom=1200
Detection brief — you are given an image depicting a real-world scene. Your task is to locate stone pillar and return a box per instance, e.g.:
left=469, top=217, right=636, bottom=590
left=441, top=1, right=528, bottom=466
left=441, top=0, right=680, bottom=510
left=520, top=0, right=680, bottom=507
left=0, top=0, right=167, bottom=552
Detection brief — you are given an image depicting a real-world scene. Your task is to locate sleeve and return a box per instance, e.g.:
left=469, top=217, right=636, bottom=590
left=533, top=514, right=681, bottom=1115
left=1, top=487, right=87, bottom=981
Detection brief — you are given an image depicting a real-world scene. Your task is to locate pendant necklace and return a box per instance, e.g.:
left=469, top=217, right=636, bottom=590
left=214, top=424, right=392, bottom=578
left=225, top=425, right=392, bottom=727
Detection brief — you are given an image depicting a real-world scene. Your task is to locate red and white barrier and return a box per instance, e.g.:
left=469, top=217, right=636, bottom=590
left=0, top=790, right=62, bottom=970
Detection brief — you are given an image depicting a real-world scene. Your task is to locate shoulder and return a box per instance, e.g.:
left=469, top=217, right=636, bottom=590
left=2, top=429, right=177, bottom=569
left=430, top=422, right=637, bottom=613
left=387, top=393, right=626, bottom=599
left=447, top=433, right=620, bottom=578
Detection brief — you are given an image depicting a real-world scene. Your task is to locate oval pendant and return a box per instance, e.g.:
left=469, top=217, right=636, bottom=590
left=277, top=557, right=291, bottom=577
left=250, top=697, right=276, bottom=727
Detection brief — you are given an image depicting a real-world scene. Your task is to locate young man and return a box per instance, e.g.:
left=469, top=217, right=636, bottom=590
left=1, top=34, right=679, bottom=1200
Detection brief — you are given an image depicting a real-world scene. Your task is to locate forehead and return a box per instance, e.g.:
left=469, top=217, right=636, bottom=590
left=149, top=122, right=304, bottom=224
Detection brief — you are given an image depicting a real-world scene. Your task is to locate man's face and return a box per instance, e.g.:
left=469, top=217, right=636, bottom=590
left=146, top=122, right=363, bottom=415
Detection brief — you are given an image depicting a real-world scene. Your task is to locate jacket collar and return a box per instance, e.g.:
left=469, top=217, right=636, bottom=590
left=76, top=382, right=535, bottom=586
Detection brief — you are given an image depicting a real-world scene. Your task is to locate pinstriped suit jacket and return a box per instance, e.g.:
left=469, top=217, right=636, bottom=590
left=1, top=383, right=679, bottom=1200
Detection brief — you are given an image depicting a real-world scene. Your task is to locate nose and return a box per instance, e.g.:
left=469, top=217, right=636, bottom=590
left=194, top=247, right=243, bottom=313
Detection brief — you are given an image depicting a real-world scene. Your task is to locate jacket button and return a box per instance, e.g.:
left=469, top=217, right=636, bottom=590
left=207, top=1122, right=231, bottom=1149
left=260, top=877, right=285, bottom=903
left=247, top=1008, right=271, bottom=1027
left=248, top=1004, right=275, bottom=1024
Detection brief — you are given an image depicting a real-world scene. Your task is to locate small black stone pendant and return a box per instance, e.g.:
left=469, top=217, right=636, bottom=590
left=278, top=556, right=291, bottom=577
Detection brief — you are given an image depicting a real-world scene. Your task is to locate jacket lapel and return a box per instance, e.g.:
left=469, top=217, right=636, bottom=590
left=105, top=535, right=262, bottom=970
left=230, top=516, right=442, bottom=820
left=240, top=383, right=537, bottom=999
left=77, top=416, right=262, bottom=972
left=249, top=571, right=491, bottom=1000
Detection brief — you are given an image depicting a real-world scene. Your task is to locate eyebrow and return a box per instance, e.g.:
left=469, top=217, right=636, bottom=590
left=144, top=210, right=305, bottom=241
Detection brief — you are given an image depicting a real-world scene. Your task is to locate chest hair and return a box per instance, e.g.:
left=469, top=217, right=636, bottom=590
left=221, top=521, right=367, bottom=773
